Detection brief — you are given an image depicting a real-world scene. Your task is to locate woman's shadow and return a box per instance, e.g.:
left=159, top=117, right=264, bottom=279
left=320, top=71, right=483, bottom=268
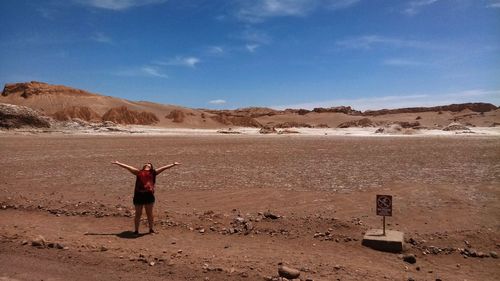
left=84, top=231, right=146, bottom=239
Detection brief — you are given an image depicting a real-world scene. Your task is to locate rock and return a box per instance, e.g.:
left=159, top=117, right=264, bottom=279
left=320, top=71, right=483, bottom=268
left=403, top=254, right=417, bottom=264
left=259, top=126, right=277, bottom=134
left=102, top=106, right=159, bottom=125
left=100, top=246, right=108, bottom=251
left=337, top=118, right=375, bottom=128
left=442, top=122, right=469, bottom=131
left=263, top=211, right=279, bottom=220
left=31, top=235, right=46, bottom=247
left=490, top=251, right=498, bottom=258
left=199, top=229, right=205, bottom=234
left=0, top=103, right=51, bottom=129
left=278, top=263, right=300, bottom=279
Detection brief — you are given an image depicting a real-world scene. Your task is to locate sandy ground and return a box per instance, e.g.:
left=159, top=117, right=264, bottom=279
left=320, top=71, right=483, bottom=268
left=0, top=134, right=499, bottom=281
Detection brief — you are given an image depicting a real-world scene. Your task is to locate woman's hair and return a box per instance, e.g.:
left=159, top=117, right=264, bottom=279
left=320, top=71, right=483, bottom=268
left=142, top=162, right=154, bottom=171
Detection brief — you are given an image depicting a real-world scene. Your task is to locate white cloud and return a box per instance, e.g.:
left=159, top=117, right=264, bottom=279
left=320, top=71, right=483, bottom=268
left=403, top=0, right=439, bottom=16
left=336, top=35, right=440, bottom=50
left=271, top=89, right=500, bottom=111
left=114, top=66, right=168, bottom=78
left=91, top=32, right=112, bottom=43
left=383, top=58, right=428, bottom=67
left=141, top=66, right=168, bottom=78
left=246, top=44, right=260, bottom=53
left=155, top=56, right=201, bottom=68
left=235, top=0, right=360, bottom=23
left=75, top=0, right=167, bottom=11
left=207, top=46, right=224, bottom=55
left=209, top=99, right=227, bottom=105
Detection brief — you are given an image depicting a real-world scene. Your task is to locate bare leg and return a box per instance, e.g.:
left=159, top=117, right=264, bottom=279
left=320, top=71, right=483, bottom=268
left=134, top=204, right=143, bottom=233
left=145, top=203, right=155, bottom=233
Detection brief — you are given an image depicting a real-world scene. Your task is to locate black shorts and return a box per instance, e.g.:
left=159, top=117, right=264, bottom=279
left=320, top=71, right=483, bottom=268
left=133, top=192, right=155, bottom=205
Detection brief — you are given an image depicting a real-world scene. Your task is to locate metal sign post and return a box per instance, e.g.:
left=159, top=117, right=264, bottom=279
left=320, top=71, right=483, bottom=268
left=376, top=195, right=392, bottom=236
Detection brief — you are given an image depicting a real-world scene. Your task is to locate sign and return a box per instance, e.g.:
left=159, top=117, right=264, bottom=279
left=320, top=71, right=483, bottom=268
left=376, top=195, right=392, bottom=217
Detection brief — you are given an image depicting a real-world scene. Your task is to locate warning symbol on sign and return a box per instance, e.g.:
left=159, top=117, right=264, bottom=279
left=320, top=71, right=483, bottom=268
left=376, top=195, right=392, bottom=217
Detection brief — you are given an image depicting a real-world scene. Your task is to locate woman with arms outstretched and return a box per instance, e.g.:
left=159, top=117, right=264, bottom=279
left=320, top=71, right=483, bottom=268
left=112, top=161, right=181, bottom=234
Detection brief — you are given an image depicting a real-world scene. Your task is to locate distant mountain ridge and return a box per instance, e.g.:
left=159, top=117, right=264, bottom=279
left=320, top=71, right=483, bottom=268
left=1, top=81, right=499, bottom=129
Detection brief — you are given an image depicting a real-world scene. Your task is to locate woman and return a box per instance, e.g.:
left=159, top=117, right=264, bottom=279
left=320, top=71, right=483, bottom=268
left=112, top=160, right=181, bottom=234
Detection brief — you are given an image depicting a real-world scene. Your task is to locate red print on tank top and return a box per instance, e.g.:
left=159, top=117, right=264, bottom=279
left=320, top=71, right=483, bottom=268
left=136, top=170, right=155, bottom=193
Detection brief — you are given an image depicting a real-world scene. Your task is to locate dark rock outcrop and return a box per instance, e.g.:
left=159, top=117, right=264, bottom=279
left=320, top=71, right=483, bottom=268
left=52, top=106, right=101, bottom=122
left=337, top=118, right=375, bottom=128
left=102, top=106, right=159, bottom=125
left=2, top=81, right=95, bottom=98
left=0, top=103, right=51, bottom=129
left=165, top=110, right=186, bottom=123
left=363, top=103, right=497, bottom=116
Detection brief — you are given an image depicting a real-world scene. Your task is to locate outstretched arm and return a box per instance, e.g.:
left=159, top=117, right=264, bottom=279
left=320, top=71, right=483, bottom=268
left=156, top=162, right=181, bottom=175
left=111, top=161, right=140, bottom=175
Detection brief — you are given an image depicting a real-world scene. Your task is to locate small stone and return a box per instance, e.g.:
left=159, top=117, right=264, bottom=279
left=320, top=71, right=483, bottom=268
left=21, top=240, right=28, bottom=245
left=100, top=246, right=108, bottom=251
left=177, top=249, right=183, bottom=254
left=278, top=264, right=300, bottom=279
left=31, top=235, right=46, bottom=247
left=263, top=211, right=279, bottom=220
left=489, top=251, right=498, bottom=258
left=403, top=254, right=417, bottom=264
left=199, top=229, right=205, bottom=234
left=149, top=261, right=155, bottom=266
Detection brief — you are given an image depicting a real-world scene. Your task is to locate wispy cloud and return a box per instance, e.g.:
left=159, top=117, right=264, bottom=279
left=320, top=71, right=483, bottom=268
left=141, top=66, right=168, bottom=78
left=235, top=0, right=360, bottom=23
left=207, top=46, right=225, bottom=55
left=383, top=58, right=428, bottom=67
left=336, top=35, right=441, bottom=50
left=209, top=99, right=227, bottom=105
left=246, top=44, right=260, bottom=53
left=91, top=32, right=112, bottom=43
left=403, top=0, right=439, bottom=16
left=486, top=0, right=500, bottom=8
left=75, top=0, right=167, bottom=11
left=271, top=89, right=500, bottom=110
left=114, top=65, right=168, bottom=78
left=239, top=29, right=272, bottom=44
left=155, top=56, right=201, bottom=68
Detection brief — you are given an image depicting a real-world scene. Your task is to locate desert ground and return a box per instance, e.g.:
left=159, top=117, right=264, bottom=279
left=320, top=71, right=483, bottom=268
left=0, top=134, right=499, bottom=281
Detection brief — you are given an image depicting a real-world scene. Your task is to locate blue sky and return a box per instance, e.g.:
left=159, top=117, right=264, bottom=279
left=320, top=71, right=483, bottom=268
left=0, top=0, right=499, bottom=110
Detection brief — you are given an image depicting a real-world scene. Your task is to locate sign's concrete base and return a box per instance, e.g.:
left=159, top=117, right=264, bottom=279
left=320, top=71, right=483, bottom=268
left=362, top=229, right=404, bottom=253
